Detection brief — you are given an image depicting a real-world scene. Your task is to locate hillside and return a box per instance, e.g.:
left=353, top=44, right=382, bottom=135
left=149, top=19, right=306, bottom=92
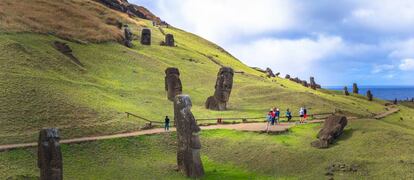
left=0, top=0, right=388, bottom=145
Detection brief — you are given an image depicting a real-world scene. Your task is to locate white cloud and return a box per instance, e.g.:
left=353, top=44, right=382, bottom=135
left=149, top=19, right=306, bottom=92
left=154, top=0, right=300, bottom=44
left=399, top=58, right=414, bottom=71
left=229, top=35, right=344, bottom=77
left=372, top=64, right=394, bottom=73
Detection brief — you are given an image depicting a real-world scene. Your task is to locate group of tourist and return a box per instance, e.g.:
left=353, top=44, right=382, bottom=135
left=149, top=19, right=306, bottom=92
left=266, top=107, right=308, bottom=130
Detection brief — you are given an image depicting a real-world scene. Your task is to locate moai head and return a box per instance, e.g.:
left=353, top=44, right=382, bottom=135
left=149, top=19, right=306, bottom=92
left=310, top=77, right=316, bottom=90
left=141, top=28, right=151, bottom=45
left=38, top=128, right=63, bottom=180
left=165, top=34, right=175, bottom=47
left=213, top=67, right=234, bottom=103
left=285, top=74, right=291, bottom=79
left=165, top=68, right=183, bottom=101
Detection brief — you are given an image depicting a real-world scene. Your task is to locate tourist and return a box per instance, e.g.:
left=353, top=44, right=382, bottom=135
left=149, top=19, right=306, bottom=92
left=271, top=108, right=276, bottom=125
left=299, top=107, right=305, bottom=123
left=275, top=108, right=280, bottom=124
left=266, top=110, right=273, bottom=132
left=304, top=107, right=308, bottom=122
left=286, top=109, right=292, bottom=122
left=164, top=116, right=170, bottom=131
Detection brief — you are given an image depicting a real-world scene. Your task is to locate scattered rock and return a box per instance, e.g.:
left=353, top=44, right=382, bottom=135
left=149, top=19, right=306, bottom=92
left=325, top=163, right=359, bottom=177
left=174, top=95, right=204, bottom=178
left=165, top=67, right=183, bottom=101
left=311, top=115, right=348, bottom=148
left=140, top=28, right=151, bottom=45
left=205, top=67, right=234, bottom=111
left=53, top=41, right=84, bottom=67
left=165, top=34, right=175, bottom=47
left=38, top=128, right=63, bottom=180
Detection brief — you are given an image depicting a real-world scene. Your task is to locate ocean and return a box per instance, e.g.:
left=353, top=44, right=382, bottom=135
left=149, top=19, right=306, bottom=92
left=324, top=86, right=414, bottom=101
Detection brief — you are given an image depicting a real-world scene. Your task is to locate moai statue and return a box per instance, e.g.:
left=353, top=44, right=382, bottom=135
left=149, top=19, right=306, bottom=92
left=394, top=98, right=398, bottom=105
left=123, top=24, right=133, bottom=48
left=285, top=74, right=291, bottom=79
left=265, top=68, right=275, bottom=78
left=310, top=77, right=317, bottom=90
left=165, top=67, right=183, bottom=101
left=141, top=28, right=151, bottom=45
left=174, top=95, right=204, bottom=178
left=367, top=90, right=373, bottom=101
left=165, top=34, right=175, bottom=47
left=353, top=83, right=359, bottom=94
left=311, top=115, right=348, bottom=149
left=344, top=86, right=350, bottom=96
left=302, top=80, right=308, bottom=87
left=205, top=67, right=234, bottom=111
left=38, top=128, right=63, bottom=180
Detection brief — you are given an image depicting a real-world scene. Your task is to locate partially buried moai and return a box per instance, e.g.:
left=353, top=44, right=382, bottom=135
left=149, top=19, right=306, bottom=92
left=165, top=67, right=183, bottom=101
left=38, top=128, right=63, bottom=180
left=123, top=24, right=133, bottom=48
left=205, top=67, right=234, bottom=111
left=141, top=28, right=151, bottom=45
left=174, top=95, right=204, bottom=178
left=165, top=34, right=175, bottom=47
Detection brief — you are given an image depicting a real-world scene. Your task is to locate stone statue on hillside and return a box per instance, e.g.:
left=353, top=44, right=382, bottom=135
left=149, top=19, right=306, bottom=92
left=311, top=115, right=348, bottom=149
left=367, top=90, right=373, bottom=101
left=165, top=34, right=175, bottom=47
left=302, top=80, right=309, bottom=87
left=174, top=95, right=204, bottom=178
left=205, top=67, right=234, bottom=111
left=285, top=74, right=291, bottom=79
left=344, top=86, right=350, bottom=96
left=353, top=83, right=359, bottom=94
left=165, top=67, right=183, bottom=101
left=141, top=28, right=151, bottom=45
left=38, top=128, right=63, bottom=180
left=394, top=98, right=398, bottom=105
left=53, top=41, right=84, bottom=67
left=124, top=24, right=133, bottom=48
left=310, top=77, right=317, bottom=90
left=265, top=68, right=275, bottom=78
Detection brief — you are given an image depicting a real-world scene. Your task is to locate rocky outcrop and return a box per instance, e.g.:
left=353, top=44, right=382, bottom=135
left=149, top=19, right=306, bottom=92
left=141, top=28, right=151, bottom=45
left=38, top=128, right=63, bottom=180
left=174, top=95, right=204, bottom=178
left=205, top=67, right=234, bottom=111
left=311, top=115, right=348, bottom=149
left=53, top=41, right=84, bottom=67
left=165, top=67, right=182, bottom=101
left=96, top=0, right=165, bottom=25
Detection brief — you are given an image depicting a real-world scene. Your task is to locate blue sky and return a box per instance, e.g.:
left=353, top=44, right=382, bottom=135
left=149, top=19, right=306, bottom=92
left=131, top=0, right=414, bottom=86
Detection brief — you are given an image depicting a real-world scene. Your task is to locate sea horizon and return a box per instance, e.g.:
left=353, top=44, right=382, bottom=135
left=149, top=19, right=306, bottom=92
left=324, top=85, right=414, bottom=101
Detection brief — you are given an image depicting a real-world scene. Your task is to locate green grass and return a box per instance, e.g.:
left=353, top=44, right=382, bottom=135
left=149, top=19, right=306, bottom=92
left=2, top=108, right=414, bottom=179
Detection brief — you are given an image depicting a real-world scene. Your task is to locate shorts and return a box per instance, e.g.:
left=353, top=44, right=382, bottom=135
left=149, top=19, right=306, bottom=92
left=300, top=115, right=304, bottom=117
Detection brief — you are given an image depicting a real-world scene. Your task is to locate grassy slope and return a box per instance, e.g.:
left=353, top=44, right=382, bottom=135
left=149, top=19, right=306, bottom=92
left=0, top=1, right=387, bottom=144
left=2, top=107, right=414, bottom=179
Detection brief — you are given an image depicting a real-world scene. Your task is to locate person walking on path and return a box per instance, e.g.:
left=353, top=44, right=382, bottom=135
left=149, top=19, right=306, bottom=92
left=275, top=108, right=281, bottom=124
left=271, top=108, right=276, bottom=125
left=299, top=107, right=305, bottom=124
left=286, top=109, right=292, bottom=122
left=266, top=111, right=273, bottom=132
left=303, top=107, right=308, bottom=122
left=164, top=116, right=170, bottom=131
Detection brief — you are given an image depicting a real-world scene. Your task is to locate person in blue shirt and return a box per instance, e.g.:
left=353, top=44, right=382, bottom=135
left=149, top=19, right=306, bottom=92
left=286, top=109, right=292, bottom=122
left=164, top=116, right=170, bottom=131
left=275, top=108, right=281, bottom=124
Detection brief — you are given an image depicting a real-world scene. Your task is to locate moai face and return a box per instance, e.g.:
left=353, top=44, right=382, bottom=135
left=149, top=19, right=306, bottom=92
left=165, top=68, right=183, bottom=101
left=38, top=128, right=63, bottom=180
left=165, top=34, right=175, bottom=47
left=214, top=67, right=234, bottom=103
left=141, top=28, right=151, bottom=45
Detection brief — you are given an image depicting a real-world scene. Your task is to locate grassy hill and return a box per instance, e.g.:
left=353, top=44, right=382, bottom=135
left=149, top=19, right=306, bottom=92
left=1, top=0, right=414, bottom=179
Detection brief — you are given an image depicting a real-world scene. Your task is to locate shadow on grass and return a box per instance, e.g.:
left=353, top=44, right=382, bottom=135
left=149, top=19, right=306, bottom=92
left=330, top=128, right=356, bottom=147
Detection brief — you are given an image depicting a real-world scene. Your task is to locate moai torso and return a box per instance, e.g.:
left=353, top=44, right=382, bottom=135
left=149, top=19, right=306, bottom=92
left=174, top=95, right=204, bottom=178
left=38, top=128, right=63, bottom=180
left=165, top=68, right=183, bottom=101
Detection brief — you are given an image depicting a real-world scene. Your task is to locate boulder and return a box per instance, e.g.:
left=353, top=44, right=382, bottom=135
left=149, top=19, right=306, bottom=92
left=141, top=28, right=151, bottom=45
left=165, top=34, right=175, bottom=47
left=367, top=90, right=373, bottom=101
left=353, top=83, right=359, bottom=94
left=38, top=128, right=63, bottom=180
left=174, top=95, right=204, bottom=178
left=311, top=115, right=348, bottom=149
left=165, top=67, right=183, bottom=101
left=205, top=67, right=234, bottom=111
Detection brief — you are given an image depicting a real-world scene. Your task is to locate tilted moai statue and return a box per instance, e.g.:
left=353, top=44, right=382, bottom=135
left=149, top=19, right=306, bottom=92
left=124, top=25, right=133, bottom=48
left=174, top=95, right=204, bottom=178
left=311, top=115, right=348, bottom=149
left=310, top=77, right=317, bottom=90
left=205, top=67, right=234, bottom=111
left=265, top=67, right=275, bottom=78
left=353, top=83, right=359, bottom=94
left=165, top=34, right=175, bottom=47
left=344, top=86, right=350, bottom=96
left=165, top=67, right=183, bottom=101
left=140, top=28, right=151, bottom=45
left=367, top=90, right=373, bottom=101
left=38, top=128, right=63, bottom=180
left=285, top=74, right=291, bottom=79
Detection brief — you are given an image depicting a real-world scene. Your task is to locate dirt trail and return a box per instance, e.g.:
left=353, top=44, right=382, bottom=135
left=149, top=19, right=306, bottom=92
left=374, top=108, right=400, bottom=119
left=0, top=121, right=323, bottom=152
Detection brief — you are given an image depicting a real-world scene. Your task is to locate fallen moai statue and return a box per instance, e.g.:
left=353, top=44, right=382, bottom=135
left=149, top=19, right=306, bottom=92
left=174, top=95, right=205, bottom=178
left=311, top=115, right=348, bottom=149
left=38, top=128, right=63, bottom=180
left=53, top=41, right=84, bottom=67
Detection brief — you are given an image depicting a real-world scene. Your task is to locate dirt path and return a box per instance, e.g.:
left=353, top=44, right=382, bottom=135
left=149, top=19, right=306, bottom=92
left=374, top=108, right=400, bottom=119
left=0, top=121, right=324, bottom=152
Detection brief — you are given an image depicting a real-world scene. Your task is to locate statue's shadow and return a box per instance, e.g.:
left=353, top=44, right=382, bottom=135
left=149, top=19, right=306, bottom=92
left=330, top=128, right=356, bottom=147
